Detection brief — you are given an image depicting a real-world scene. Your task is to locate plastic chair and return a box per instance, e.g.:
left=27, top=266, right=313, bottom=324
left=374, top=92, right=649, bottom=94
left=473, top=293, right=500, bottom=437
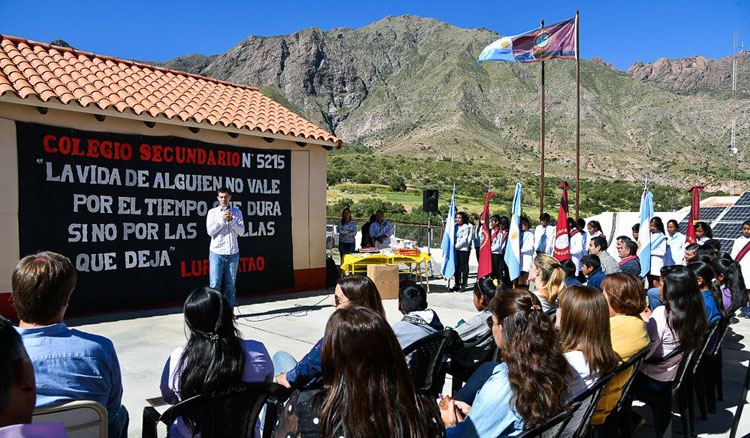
left=446, top=328, right=497, bottom=393
left=729, top=355, right=750, bottom=438
left=403, top=329, right=460, bottom=398
left=141, top=382, right=290, bottom=438
left=594, top=344, right=652, bottom=438
left=688, top=321, right=720, bottom=431
left=570, top=372, right=616, bottom=438
left=695, top=314, right=732, bottom=415
left=515, top=401, right=582, bottom=438
left=630, top=322, right=718, bottom=438
left=32, top=400, right=108, bottom=438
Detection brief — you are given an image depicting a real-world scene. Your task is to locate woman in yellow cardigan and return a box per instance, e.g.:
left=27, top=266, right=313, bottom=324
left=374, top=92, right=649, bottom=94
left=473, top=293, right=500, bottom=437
left=591, top=273, right=650, bottom=425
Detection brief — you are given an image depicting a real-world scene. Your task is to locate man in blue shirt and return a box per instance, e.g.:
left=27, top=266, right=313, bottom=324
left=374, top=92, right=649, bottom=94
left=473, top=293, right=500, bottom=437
left=581, top=254, right=606, bottom=291
left=369, top=210, right=393, bottom=249
left=12, top=251, right=128, bottom=438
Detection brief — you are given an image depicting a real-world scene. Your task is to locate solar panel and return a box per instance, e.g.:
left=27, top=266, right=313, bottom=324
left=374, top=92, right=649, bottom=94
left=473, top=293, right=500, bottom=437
left=712, top=222, right=744, bottom=239
left=678, top=206, right=727, bottom=223
left=715, top=238, right=734, bottom=254
left=735, top=192, right=750, bottom=206
left=722, top=206, right=750, bottom=223
left=698, top=206, right=727, bottom=221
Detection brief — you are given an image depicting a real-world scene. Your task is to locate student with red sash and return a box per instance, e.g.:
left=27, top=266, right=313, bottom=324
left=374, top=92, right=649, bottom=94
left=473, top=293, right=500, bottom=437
left=731, top=220, right=750, bottom=298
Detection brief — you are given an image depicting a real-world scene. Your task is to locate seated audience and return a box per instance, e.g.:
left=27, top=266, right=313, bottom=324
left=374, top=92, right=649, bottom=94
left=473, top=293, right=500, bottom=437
left=528, top=254, right=567, bottom=312
left=618, top=240, right=641, bottom=277
left=581, top=255, right=606, bottom=291
left=274, top=275, right=385, bottom=389
left=632, top=265, right=707, bottom=434
left=160, top=287, right=273, bottom=437
left=557, top=285, right=618, bottom=438
left=591, top=273, right=650, bottom=426
left=561, top=259, right=582, bottom=287
left=687, top=261, right=724, bottom=324
left=0, top=316, right=67, bottom=437
left=684, top=243, right=700, bottom=264
left=615, top=236, right=631, bottom=254
left=646, top=275, right=664, bottom=310
left=588, top=236, right=622, bottom=275
left=12, top=251, right=128, bottom=438
left=274, top=306, right=443, bottom=437
left=452, top=277, right=496, bottom=372
left=441, top=289, right=574, bottom=437
left=712, top=255, right=748, bottom=314
left=393, top=283, right=444, bottom=351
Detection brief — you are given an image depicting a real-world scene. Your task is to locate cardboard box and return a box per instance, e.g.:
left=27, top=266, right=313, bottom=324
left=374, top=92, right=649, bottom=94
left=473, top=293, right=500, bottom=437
left=367, top=264, right=399, bottom=300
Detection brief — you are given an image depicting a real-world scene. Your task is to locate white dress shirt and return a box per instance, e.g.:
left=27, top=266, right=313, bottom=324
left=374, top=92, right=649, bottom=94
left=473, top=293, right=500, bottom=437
left=534, top=224, right=555, bottom=255
left=667, top=231, right=686, bottom=265
left=649, top=232, right=668, bottom=275
left=206, top=206, right=245, bottom=255
left=731, top=235, right=750, bottom=285
left=569, top=230, right=584, bottom=275
left=520, top=231, right=535, bottom=272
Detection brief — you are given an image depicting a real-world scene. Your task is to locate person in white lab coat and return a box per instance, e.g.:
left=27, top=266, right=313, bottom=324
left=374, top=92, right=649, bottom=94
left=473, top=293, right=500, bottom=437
left=534, top=213, right=555, bottom=255
left=666, top=219, right=686, bottom=266
left=568, top=218, right=584, bottom=276
left=519, top=216, right=535, bottom=286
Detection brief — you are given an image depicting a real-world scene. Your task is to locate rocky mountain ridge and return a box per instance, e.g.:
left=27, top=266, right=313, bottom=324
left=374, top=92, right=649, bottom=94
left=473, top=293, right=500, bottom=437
left=50, top=16, right=750, bottom=190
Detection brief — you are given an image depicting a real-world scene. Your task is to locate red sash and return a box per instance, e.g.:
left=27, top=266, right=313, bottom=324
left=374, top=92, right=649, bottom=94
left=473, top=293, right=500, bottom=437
left=619, top=255, right=637, bottom=266
left=491, top=228, right=501, bottom=243
left=570, top=228, right=581, bottom=237
left=737, top=239, right=750, bottom=263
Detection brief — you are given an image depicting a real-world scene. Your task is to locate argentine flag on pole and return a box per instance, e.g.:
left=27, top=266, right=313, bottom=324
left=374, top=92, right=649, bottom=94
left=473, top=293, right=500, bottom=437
left=441, top=186, right=457, bottom=280
left=636, top=186, right=654, bottom=278
left=505, top=182, right=523, bottom=281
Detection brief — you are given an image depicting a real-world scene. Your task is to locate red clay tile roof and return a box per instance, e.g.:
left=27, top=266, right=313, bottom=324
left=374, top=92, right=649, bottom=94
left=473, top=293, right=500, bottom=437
left=0, top=34, right=342, bottom=147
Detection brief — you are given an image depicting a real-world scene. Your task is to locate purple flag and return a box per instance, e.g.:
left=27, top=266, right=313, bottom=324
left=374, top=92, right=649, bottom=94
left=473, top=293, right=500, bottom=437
left=478, top=16, right=577, bottom=64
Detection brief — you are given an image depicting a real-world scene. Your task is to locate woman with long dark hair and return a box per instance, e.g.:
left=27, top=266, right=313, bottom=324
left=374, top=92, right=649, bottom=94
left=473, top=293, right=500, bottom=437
left=337, top=207, right=357, bottom=258
left=441, top=289, right=573, bottom=437
left=712, top=254, right=748, bottom=313
left=688, top=261, right=725, bottom=323
left=635, top=265, right=707, bottom=391
left=160, top=287, right=273, bottom=437
left=274, top=305, right=444, bottom=438
left=273, top=275, right=385, bottom=389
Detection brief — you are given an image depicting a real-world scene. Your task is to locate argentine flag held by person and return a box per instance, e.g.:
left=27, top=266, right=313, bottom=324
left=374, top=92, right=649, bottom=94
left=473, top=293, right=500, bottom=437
left=636, top=188, right=654, bottom=278
left=505, top=182, right=523, bottom=281
left=441, top=187, right=457, bottom=280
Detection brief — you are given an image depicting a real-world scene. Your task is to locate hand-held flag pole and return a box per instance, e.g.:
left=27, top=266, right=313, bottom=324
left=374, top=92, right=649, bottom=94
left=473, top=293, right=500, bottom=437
left=576, top=10, right=581, bottom=220
left=539, top=19, right=546, bottom=218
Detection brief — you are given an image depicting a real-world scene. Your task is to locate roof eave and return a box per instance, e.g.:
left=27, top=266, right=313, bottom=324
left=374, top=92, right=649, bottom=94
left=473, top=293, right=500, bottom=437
left=0, top=93, right=342, bottom=149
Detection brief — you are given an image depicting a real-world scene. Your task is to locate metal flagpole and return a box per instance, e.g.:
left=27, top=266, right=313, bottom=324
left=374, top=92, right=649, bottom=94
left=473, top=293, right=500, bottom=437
left=576, top=10, right=581, bottom=220
left=540, top=18, right=546, bottom=218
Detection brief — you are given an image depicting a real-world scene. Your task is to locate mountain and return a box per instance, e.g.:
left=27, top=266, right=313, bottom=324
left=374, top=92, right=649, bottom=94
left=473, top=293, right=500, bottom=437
left=626, top=52, right=750, bottom=97
left=131, top=16, right=750, bottom=189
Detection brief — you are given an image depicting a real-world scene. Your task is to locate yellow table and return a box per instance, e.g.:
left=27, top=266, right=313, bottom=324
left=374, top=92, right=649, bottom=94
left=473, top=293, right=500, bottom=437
left=340, top=252, right=432, bottom=293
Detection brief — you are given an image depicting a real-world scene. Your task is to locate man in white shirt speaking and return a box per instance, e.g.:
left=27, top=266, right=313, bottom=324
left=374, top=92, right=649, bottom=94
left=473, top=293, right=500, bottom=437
left=206, top=188, right=245, bottom=309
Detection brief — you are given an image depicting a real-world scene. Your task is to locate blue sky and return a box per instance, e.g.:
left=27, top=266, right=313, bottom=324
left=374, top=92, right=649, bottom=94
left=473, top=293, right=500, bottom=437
left=1, top=0, right=748, bottom=70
